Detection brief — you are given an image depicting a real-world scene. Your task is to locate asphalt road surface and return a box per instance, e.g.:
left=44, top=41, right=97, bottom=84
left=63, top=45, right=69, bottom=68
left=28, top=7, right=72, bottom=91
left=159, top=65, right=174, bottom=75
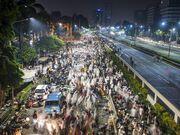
left=102, top=35, right=180, bottom=110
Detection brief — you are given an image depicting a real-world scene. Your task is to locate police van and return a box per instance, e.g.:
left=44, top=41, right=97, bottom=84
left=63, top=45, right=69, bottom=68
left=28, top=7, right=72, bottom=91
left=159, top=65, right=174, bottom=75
left=44, top=92, right=62, bottom=114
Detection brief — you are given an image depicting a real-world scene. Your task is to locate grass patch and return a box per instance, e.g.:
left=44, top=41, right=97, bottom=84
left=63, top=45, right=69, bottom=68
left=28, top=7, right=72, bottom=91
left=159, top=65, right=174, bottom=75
left=16, top=83, right=34, bottom=101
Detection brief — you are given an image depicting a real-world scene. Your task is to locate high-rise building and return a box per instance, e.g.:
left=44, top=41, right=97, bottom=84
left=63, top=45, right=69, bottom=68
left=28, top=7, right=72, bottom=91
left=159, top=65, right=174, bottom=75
left=93, top=8, right=104, bottom=26
left=134, top=10, right=146, bottom=25
left=160, top=0, right=180, bottom=23
left=104, top=1, right=112, bottom=26
left=146, top=5, right=160, bottom=27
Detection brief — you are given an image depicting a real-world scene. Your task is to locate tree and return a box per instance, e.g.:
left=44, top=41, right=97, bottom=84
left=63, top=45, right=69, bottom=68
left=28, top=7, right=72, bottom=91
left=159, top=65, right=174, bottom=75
left=0, top=0, right=24, bottom=106
left=16, top=43, right=37, bottom=66
left=51, top=11, right=61, bottom=23
left=72, top=14, right=89, bottom=28
left=61, top=16, right=72, bottom=24
left=35, top=35, right=64, bottom=53
left=15, top=0, right=50, bottom=44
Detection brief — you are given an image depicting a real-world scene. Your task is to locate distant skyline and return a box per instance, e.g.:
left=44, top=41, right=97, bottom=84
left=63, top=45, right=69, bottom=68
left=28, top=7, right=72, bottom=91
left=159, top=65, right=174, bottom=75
left=37, top=0, right=160, bottom=24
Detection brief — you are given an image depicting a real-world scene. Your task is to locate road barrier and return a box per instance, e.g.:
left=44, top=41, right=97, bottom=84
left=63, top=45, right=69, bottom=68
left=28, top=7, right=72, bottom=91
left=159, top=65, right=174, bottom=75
left=105, top=44, right=180, bottom=123
left=108, top=94, right=118, bottom=135
left=117, top=52, right=180, bottom=123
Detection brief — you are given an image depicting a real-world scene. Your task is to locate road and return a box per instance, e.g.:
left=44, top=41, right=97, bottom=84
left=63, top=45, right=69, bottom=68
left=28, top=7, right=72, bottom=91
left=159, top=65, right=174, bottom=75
left=119, top=36, right=180, bottom=63
left=101, top=30, right=180, bottom=63
left=101, top=35, right=180, bottom=110
left=21, top=39, right=117, bottom=135
left=1, top=35, right=162, bottom=134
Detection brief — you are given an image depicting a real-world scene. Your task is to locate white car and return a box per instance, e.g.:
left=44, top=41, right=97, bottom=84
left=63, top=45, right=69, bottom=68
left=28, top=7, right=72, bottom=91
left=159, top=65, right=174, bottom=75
left=34, top=85, right=48, bottom=100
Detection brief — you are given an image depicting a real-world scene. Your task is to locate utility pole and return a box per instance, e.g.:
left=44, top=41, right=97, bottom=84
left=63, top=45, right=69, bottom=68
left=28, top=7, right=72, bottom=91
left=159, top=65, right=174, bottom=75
left=134, top=24, right=137, bottom=46
left=168, top=29, right=173, bottom=57
left=19, top=22, right=23, bottom=50
left=13, top=18, right=30, bottom=49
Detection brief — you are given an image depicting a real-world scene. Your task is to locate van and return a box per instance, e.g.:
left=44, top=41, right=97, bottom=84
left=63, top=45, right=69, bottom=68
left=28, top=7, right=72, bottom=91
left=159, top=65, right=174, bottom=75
left=44, top=92, right=62, bottom=114
left=34, top=85, right=48, bottom=100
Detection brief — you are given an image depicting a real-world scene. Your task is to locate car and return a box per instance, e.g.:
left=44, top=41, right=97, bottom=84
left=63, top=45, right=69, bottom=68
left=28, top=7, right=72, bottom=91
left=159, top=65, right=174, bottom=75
left=34, top=85, right=48, bottom=100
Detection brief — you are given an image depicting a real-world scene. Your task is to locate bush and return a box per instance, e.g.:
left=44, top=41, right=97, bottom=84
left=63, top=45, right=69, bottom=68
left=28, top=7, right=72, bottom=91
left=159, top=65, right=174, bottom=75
left=35, top=35, right=65, bottom=52
left=154, top=103, right=180, bottom=134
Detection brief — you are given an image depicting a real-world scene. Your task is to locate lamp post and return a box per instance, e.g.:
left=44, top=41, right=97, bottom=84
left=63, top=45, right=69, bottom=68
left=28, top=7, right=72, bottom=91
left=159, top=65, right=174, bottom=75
left=133, top=24, right=138, bottom=46
left=168, top=27, right=176, bottom=57
left=13, top=18, right=32, bottom=49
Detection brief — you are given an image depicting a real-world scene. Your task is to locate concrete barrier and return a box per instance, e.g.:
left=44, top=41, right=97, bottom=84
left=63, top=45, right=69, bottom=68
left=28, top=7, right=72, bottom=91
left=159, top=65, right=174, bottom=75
left=116, top=53, right=180, bottom=123
left=105, top=44, right=180, bottom=123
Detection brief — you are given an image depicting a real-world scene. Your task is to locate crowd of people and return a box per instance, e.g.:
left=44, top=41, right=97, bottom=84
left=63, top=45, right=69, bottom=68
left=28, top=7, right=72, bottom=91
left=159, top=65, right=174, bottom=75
left=1, top=34, right=161, bottom=135
left=23, top=37, right=116, bottom=135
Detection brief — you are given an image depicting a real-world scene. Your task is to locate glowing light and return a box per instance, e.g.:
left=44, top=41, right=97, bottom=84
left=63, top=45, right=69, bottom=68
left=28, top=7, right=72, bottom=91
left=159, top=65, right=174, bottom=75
left=97, top=8, right=101, bottom=12
left=74, top=24, right=78, bottom=28
left=29, top=18, right=43, bottom=29
left=59, top=23, right=62, bottom=27
left=161, top=21, right=166, bottom=26
left=110, top=26, right=115, bottom=30
left=26, top=117, right=30, bottom=122
left=110, top=31, right=115, bottom=35
left=30, top=40, right=33, bottom=46
left=117, top=30, right=125, bottom=35
left=116, top=26, right=120, bottom=29
left=172, top=28, right=176, bottom=32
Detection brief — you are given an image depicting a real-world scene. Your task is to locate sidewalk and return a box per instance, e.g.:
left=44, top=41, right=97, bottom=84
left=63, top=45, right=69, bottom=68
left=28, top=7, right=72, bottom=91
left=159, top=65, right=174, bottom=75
left=22, top=62, right=52, bottom=82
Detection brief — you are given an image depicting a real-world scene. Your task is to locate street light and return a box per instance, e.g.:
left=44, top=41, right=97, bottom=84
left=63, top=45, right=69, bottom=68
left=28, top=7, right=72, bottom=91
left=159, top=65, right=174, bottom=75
left=168, top=27, right=177, bottom=57
left=13, top=17, right=31, bottom=24
left=13, top=17, right=33, bottom=50
left=140, top=25, right=143, bottom=29
left=172, top=28, right=176, bottom=32
left=74, top=24, right=78, bottom=28
left=59, top=23, right=62, bottom=27
left=161, top=21, right=166, bottom=27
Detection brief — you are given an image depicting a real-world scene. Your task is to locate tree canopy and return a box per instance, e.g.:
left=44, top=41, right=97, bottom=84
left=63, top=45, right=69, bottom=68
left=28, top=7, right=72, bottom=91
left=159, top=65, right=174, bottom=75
left=16, top=43, right=37, bottom=65
left=0, top=0, right=24, bottom=106
left=35, top=35, right=65, bottom=52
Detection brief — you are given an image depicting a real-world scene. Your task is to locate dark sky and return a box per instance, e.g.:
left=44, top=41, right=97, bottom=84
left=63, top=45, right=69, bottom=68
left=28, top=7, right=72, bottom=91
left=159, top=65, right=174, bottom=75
left=37, top=0, right=160, bottom=24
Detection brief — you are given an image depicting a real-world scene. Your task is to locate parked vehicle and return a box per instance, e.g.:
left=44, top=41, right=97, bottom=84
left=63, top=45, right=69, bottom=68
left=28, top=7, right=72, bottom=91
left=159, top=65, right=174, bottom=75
left=44, top=92, right=63, bottom=114
left=34, top=85, right=48, bottom=100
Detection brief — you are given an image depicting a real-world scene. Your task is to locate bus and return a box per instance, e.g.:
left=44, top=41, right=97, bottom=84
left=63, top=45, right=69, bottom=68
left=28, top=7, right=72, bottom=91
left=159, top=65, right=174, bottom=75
left=44, top=92, right=62, bottom=114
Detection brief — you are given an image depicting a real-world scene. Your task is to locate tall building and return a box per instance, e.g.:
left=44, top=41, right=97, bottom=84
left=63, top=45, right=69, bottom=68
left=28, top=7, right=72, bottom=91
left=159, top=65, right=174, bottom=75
left=146, top=5, right=160, bottom=27
left=160, top=0, right=180, bottom=23
left=104, top=1, right=112, bottom=26
left=134, top=10, right=146, bottom=25
left=93, top=8, right=104, bottom=26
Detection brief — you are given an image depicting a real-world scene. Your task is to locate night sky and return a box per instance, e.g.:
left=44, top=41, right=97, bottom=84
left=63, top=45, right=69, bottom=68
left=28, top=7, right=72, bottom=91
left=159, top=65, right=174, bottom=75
left=37, top=0, right=160, bottom=24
